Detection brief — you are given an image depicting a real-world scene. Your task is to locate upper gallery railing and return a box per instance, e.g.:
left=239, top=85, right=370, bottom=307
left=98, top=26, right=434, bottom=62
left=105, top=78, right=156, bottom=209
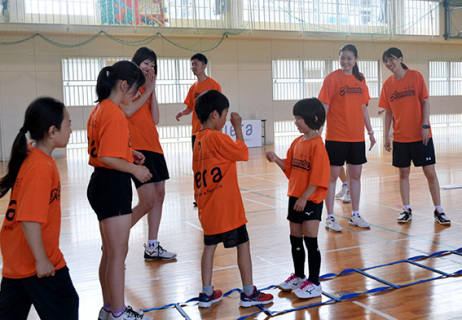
left=0, top=0, right=440, bottom=37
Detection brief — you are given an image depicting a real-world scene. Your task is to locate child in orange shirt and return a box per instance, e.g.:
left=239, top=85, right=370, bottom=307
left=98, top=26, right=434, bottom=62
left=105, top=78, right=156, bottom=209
left=318, top=44, right=376, bottom=232
left=379, top=47, right=450, bottom=225
left=87, top=60, right=153, bottom=320
left=266, top=98, right=330, bottom=299
left=193, top=90, right=273, bottom=308
left=0, top=97, right=78, bottom=319
left=123, top=47, right=176, bottom=261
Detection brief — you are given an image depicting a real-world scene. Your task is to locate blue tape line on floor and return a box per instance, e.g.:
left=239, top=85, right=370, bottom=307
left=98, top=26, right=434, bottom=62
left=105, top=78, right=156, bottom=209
left=142, top=247, right=462, bottom=319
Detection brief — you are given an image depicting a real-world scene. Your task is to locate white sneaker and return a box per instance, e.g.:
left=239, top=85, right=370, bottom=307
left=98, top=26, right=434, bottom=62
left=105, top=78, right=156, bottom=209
left=292, top=280, right=322, bottom=299
left=278, top=273, right=307, bottom=292
left=108, top=306, right=152, bottom=320
left=342, top=190, right=351, bottom=203
left=98, top=307, right=110, bottom=320
left=335, top=184, right=348, bottom=199
left=325, top=216, right=342, bottom=232
left=349, top=214, right=370, bottom=228
left=144, top=243, right=177, bottom=260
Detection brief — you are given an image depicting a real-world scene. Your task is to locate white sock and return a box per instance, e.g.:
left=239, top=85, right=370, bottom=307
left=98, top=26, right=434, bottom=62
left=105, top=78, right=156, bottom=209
left=403, top=205, right=411, bottom=211
left=147, top=239, right=158, bottom=248
left=352, top=211, right=359, bottom=216
left=327, top=214, right=335, bottom=219
left=434, top=206, right=444, bottom=213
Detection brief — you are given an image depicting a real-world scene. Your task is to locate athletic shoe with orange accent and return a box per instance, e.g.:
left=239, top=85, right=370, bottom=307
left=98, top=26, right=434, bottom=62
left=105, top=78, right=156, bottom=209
left=198, top=289, right=223, bottom=308
left=239, top=286, right=273, bottom=307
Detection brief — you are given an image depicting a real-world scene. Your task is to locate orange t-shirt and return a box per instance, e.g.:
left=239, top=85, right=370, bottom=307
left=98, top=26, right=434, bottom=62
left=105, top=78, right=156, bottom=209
left=318, top=69, right=370, bottom=142
left=87, top=99, right=134, bottom=168
left=126, top=87, right=163, bottom=154
left=379, top=69, right=432, bottom=143
left=1, top=146, right=66, bottom=278
left=184, top=77, right=222, bottom=135
left=192, top=129, right=248, bottom=235
left=283, top=135, right=330, bottom=203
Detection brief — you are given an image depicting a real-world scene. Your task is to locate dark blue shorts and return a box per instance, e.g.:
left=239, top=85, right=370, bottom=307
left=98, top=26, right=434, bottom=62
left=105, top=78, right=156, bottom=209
left=0, top=266, right=79, bottom=320
left=325, top=140, right=367, bottom=166
left=132, top=150, right=170, bottom=188
left=204, top=224, right=249, bottom=248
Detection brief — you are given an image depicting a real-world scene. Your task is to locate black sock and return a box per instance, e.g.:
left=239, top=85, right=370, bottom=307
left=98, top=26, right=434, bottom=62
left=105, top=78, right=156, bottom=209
left=290, top=235, right=305, bottom=279
left=304, top=236, right=321, bottom=286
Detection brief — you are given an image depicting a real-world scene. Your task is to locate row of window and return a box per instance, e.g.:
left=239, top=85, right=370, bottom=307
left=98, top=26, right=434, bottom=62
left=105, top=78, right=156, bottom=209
left=10, top=0, right=439, bottom=36
left=62, top=58, right=462, bottom=107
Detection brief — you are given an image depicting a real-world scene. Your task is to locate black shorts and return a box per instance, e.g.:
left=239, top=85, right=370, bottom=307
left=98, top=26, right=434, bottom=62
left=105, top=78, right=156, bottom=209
left=204, top=224, right=249, bottom=248
left=132, top=150, right=170, bottom=188
left=87, top=168, right=132, bottom=221
left=0, top=266, right=79, bottom=320
left=287, top=197, right=323, bottom=223
left=392, top=138, right=436, bottom=168
left=325, top=140, right=367, bottom=166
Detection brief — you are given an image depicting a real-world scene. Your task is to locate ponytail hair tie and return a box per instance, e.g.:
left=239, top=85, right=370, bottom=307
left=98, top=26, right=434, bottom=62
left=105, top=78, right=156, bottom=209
left=19, top=127, right=28, bottom=134
left=106, top=66, right=115, bottom=77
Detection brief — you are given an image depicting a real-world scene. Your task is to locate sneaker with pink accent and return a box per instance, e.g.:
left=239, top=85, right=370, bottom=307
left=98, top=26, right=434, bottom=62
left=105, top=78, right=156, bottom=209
left=292, top=280, right=322, bottom=299
left=239, top=286, right=273, bottom=307
left=278, top=274, right=307, bottom=292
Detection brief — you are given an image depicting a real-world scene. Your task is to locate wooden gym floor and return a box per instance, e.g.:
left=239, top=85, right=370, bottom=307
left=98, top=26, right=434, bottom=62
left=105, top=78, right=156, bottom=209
left=0, top=126, right=461, bottom=319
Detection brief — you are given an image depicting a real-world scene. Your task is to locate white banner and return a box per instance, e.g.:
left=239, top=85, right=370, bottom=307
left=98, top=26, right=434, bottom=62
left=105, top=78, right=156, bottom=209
left=222, top=120, right=262, bottom=147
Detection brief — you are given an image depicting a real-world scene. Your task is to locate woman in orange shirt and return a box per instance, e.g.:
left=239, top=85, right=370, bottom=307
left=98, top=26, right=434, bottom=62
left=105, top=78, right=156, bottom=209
left=318, top=44, right=376, bottom=232
left=0, top=97, right=78, bottom=319
left=379, top=47, right=450, bottom=225
left=123, top=47, right=176, bottom=261
left=87, top=60, right=153, bottom=320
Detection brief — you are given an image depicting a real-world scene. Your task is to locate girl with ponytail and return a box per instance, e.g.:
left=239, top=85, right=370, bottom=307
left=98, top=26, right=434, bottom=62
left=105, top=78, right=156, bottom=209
left=87, top=60, right=154, bottom=320
left=318, top=44, right=376, bottom=233
left=0, top=97, right=78, bottom=319
left=379, top=47, right=450, bottom=225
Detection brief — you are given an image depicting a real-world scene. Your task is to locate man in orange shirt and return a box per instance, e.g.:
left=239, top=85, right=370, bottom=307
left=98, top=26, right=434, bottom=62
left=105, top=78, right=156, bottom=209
left=176, top=53, right=222, bottom=147
left=193, top=90, right=273, bottom=308
left=176, top=53, right=222, bottom=207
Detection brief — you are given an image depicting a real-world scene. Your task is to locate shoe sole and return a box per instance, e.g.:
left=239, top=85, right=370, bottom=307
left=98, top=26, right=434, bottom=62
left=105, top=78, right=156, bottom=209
left=198, top=296, right=222, bottom=308
left=342, top=199, right=351, bottom=203
left=277, top=285, right=294, bottom=292
left=397, top=218, right=412, bottom=223
left=348, top=221, right=370, bottom=228
left=239, top=299, right=273, bottom=307
left=144, top=254, right=177, bottom=261
left=292, top=291, right=322, bottom=299
left=325, top=225, right=342, bottom=232
left=434, top=218, right=451, bottom=225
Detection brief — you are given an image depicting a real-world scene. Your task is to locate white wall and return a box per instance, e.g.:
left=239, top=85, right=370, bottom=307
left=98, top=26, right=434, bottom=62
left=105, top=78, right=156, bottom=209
left=1, top=29, right=462, bottom=160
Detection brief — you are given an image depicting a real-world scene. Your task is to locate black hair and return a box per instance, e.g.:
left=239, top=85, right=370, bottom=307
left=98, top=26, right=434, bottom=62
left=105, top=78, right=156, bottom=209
left=0, top=97, right=65, bottom=198
left=382, top=47, right=408, bottom=70
left=96, top=60, right=145, bottom=103
left=195, top=90, right=229, bottom=124
left=293, top=98, right=326, bottom=131
left=191, top=53, right=208, bottom=65
left=131, top=47, right=158, bottom=75
left=339, top=44, right=364, bottom=82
